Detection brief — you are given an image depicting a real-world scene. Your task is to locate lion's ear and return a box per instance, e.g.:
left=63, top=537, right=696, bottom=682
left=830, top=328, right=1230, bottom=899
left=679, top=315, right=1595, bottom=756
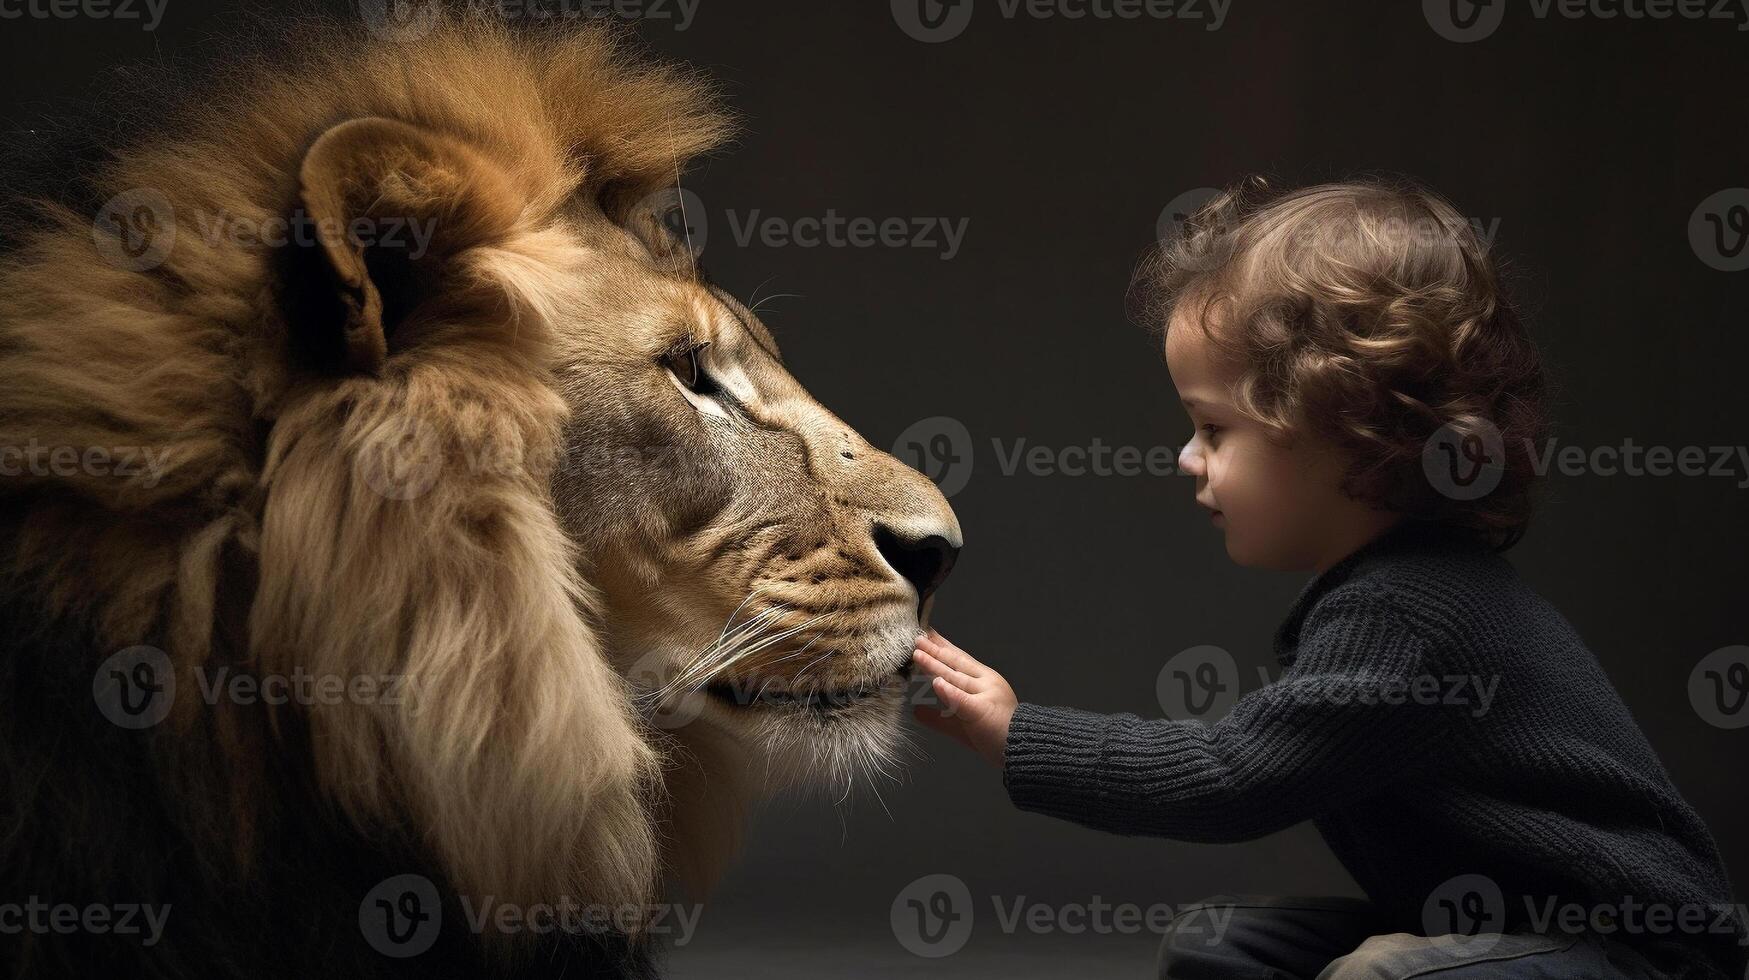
left=285, top=117, right=520, bottom=375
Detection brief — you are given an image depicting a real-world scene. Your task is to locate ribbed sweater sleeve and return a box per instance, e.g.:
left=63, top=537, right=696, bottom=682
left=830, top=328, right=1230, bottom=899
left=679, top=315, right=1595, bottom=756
left=1001, top=583, right=1465, bottom=842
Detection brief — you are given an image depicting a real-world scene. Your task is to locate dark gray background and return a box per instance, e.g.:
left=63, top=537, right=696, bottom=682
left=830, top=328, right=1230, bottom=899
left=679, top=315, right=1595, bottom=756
left=4, top=2, right=1744, bottom=975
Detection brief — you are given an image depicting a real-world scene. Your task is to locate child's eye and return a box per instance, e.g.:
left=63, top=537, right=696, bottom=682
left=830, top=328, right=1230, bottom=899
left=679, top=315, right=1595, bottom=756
left=1200, top=424, right=1221, bottom=441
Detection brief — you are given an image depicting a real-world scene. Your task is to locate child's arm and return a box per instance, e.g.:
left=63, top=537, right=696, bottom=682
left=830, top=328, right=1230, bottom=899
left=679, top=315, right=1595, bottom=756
left=912, top=589, right=1468, bottom=842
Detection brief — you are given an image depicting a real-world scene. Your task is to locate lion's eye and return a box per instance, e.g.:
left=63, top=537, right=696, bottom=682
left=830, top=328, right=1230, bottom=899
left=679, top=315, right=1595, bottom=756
left=662, top=342, right=717, bottom=395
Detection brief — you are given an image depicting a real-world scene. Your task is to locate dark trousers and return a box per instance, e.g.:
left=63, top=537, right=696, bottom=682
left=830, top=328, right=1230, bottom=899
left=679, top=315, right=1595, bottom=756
left=1156, top=896, right=1667, bottom=979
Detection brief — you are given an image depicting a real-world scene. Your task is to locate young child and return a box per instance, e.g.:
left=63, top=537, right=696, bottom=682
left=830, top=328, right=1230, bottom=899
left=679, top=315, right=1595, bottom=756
left=911, top=178, right=1744, bottom=979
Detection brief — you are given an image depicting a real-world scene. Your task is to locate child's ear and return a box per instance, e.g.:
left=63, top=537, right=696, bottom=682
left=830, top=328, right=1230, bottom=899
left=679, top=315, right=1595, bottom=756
left=283, top=116, right=521, bottom=375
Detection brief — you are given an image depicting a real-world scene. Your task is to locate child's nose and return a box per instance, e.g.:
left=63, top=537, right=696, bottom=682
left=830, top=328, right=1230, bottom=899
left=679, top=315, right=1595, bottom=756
left=1178, top=439, right=1205, bottom=477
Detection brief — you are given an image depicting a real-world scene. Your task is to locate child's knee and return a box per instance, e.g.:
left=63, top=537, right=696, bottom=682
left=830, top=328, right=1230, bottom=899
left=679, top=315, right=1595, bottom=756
left=1155, top=900, right=1238, bottom=976
left=1317, top=933, right=1435, bottom=979
left=1318, top=932, right=1584, bottom=979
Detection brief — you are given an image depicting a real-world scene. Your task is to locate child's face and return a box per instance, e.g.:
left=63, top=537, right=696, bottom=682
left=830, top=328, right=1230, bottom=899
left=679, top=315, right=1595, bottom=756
left=1164, top=310, right=1397, bottom=572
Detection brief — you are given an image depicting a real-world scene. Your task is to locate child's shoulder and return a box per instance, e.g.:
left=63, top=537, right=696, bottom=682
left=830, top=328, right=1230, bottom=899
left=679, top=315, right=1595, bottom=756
left=1332, top=525, right=1590, bottom=666
left=1297, top=521, right=1553, bottom=656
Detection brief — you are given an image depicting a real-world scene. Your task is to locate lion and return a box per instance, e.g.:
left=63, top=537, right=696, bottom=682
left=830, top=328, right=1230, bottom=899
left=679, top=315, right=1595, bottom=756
left=0, top=10, right=960, bottom=977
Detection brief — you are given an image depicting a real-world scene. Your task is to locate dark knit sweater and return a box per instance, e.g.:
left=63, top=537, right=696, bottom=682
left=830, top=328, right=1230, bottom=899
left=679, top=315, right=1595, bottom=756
left=1003, top=520, right=1744, bottom=978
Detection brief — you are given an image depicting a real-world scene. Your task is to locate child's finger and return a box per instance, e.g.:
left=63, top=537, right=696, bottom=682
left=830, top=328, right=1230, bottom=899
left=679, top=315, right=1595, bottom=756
left=921, top=629, right=985, bottom=678
left=931, top=674, right=975, bottom=710
left=913, top=649, right=976, bottom=691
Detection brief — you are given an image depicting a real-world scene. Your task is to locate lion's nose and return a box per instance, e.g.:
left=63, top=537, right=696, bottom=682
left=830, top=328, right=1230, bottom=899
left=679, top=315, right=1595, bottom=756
left=872, top=524, right=960, bottom=604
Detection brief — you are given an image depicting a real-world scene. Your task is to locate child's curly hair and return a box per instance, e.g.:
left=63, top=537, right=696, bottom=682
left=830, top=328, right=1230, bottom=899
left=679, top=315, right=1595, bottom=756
left=1132, top=176, right=1549, bottom=550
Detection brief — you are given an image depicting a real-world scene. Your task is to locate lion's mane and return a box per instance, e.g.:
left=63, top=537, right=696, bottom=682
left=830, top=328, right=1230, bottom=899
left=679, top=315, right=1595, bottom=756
left=1, top=8, right=730, bottom=977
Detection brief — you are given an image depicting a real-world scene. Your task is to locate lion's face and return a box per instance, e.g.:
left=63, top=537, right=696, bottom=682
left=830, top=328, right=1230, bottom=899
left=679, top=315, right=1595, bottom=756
left=548, top=210, right=961, bottom=770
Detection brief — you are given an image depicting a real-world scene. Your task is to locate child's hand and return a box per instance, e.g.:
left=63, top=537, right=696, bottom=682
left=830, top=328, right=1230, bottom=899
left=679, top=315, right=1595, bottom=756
left=910, top=629, right=1017, bottom=769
